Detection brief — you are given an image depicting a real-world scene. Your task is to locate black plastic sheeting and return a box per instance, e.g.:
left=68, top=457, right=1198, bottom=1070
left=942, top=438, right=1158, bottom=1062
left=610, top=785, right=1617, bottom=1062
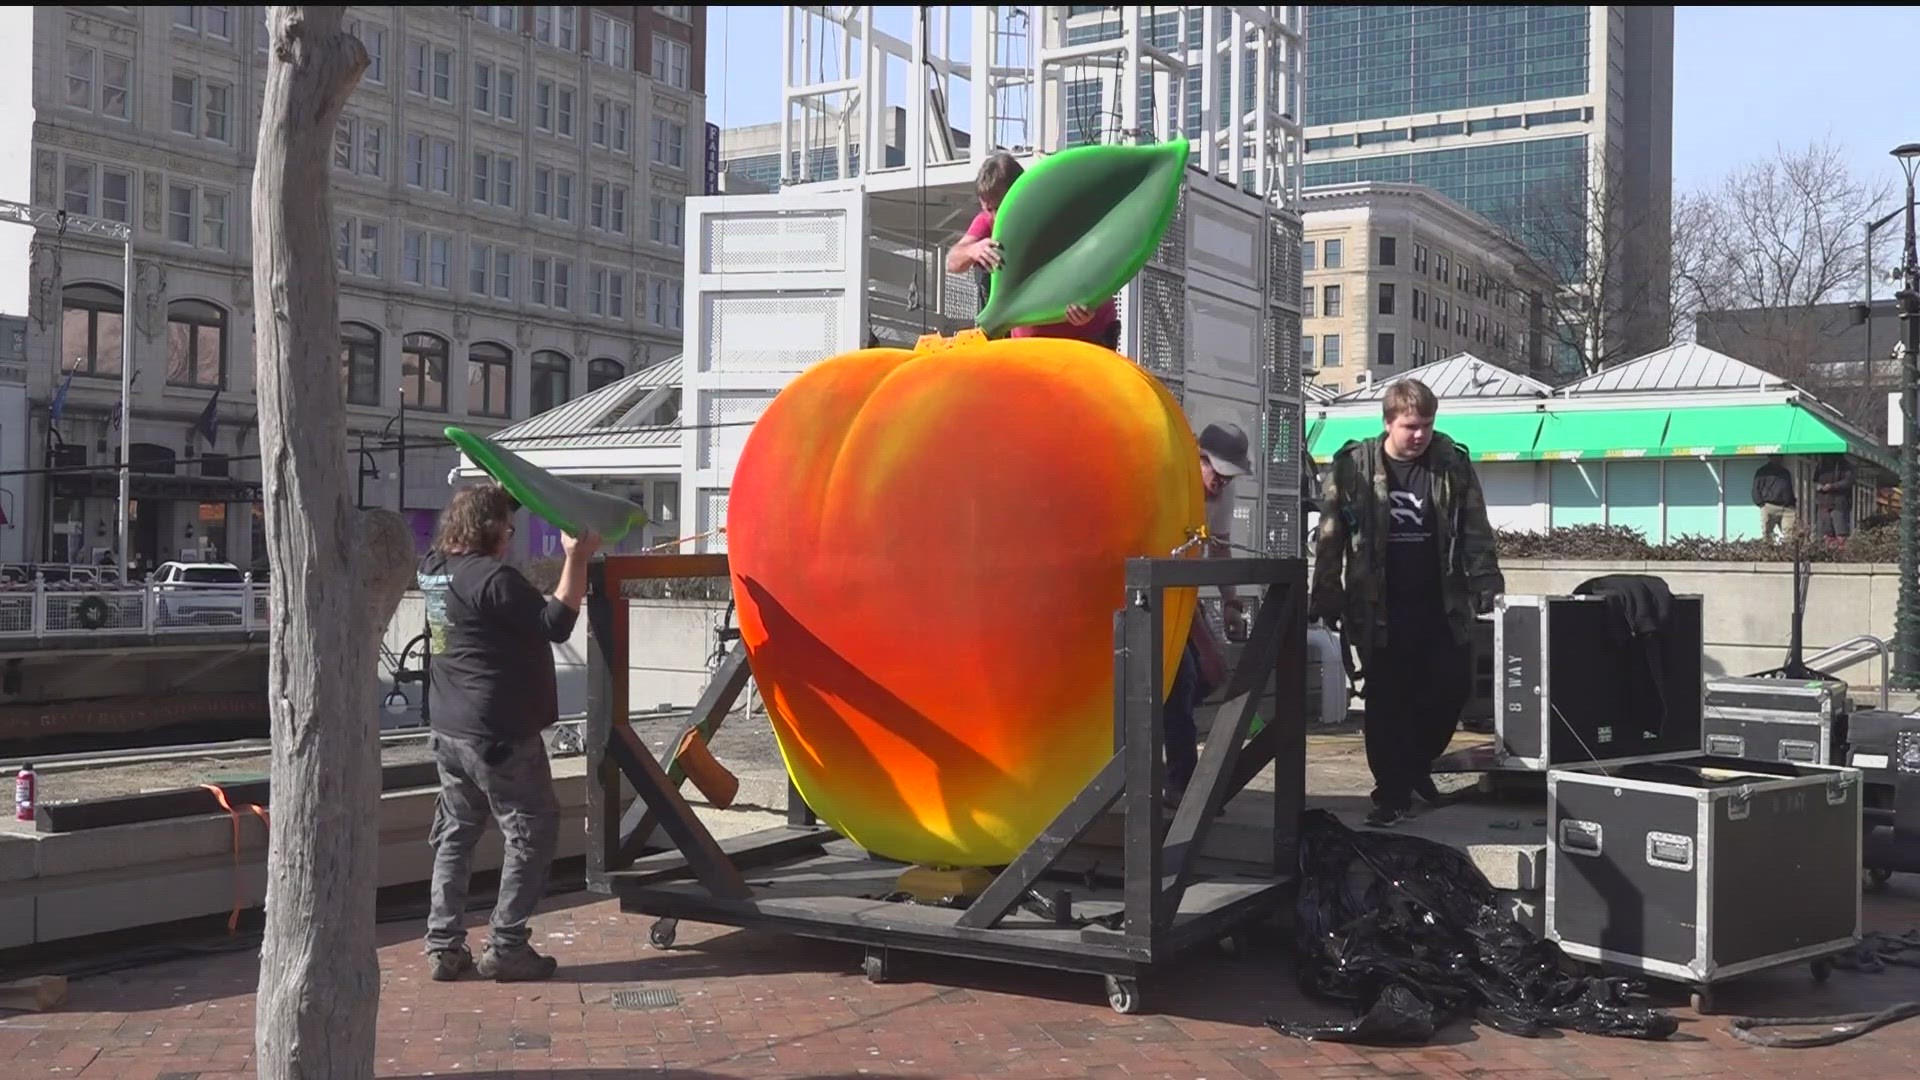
left=1266, top=809, right=1679, bottom=1045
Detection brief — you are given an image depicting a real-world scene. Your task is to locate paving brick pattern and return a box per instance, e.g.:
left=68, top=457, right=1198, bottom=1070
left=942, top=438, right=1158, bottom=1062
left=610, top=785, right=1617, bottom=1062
left=13, top=880, right=1920, bottom=1080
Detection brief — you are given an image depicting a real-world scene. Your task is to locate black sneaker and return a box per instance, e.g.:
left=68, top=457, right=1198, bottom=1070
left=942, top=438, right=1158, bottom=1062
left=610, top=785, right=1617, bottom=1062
left=1414, top=776, right=1444, bottom=805
left=428, top=946, right=474, bottom=982
left=1365, top=806, right=1406, bottom=828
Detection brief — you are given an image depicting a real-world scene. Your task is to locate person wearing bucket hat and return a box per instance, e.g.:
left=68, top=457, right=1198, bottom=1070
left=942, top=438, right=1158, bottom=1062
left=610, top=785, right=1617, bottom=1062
left=1161, top=422, right=1253, bottom=807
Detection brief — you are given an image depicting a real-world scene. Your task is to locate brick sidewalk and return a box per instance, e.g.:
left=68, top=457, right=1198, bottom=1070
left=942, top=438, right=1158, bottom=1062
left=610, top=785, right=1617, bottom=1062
left=11, top=880, right=1920, bottom=1080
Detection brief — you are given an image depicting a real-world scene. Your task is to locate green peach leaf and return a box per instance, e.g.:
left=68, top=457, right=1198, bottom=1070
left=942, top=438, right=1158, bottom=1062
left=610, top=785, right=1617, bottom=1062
left=445, top=426, right=650, bottom=544
left=976, top=137, right=1189, bottom=339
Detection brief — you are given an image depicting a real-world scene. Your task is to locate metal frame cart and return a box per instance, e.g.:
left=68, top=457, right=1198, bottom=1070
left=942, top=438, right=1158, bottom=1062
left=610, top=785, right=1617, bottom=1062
left=583, top=553, right=1306, bottom=1015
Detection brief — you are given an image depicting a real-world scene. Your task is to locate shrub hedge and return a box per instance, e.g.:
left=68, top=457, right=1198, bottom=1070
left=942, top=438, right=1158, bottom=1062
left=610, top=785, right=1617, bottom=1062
left=1494, top=520, right=1901, bottom=564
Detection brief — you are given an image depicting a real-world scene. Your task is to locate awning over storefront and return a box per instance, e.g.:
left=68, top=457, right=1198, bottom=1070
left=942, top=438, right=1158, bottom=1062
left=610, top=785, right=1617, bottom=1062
left=1657, top=404, right=1892, bottom=470
left=1307, top=412, right=1545, bottom=463
left=51, top=471, right=263, bottom=504
left=1533, top=409, right=1672, bottom=461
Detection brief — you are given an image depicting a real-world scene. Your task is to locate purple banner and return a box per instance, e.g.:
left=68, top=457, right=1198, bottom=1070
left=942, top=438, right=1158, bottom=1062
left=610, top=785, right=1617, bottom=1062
left=407, top=509, right=439, bottom=555
left=705, top=121, right=721, bottom=195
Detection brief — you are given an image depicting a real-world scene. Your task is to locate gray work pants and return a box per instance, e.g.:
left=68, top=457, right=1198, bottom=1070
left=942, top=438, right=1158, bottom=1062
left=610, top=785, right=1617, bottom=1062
left=424, top=731, right=560, bottom=953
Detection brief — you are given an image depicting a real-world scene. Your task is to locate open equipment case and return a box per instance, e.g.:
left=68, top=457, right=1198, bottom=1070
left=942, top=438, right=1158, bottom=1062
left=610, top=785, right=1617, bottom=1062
left=582, top=553, right=1307, bottom=1016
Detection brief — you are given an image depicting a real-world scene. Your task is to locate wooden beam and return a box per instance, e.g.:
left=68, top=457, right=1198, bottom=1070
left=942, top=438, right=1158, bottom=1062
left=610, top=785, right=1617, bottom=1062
left=601, top=553, right=730, bottom=582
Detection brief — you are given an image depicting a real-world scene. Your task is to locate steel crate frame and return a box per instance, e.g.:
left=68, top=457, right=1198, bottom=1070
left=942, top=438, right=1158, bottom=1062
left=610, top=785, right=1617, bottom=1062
left=582, top=552, right=1306, bottom=1014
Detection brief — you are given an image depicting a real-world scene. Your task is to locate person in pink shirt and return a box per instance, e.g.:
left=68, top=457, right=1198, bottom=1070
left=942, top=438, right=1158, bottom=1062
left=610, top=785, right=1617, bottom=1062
left=946, top=153, right=1121, bottom=349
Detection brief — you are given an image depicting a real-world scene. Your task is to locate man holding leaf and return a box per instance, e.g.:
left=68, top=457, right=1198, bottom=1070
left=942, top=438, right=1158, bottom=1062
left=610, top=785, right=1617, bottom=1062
left=948, top=153, right=1121, bottom=348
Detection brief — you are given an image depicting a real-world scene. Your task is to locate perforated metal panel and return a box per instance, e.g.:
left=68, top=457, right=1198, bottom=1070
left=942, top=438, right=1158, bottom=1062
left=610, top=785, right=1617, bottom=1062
left=699, top=488, right=729, bottom=552
left=1265, top=400, right=1303, bottom=475
left=1266, top=309, right=1302, bottom=398
left=1267, top=213, right=1301, bottom=309
left=703, top=292, right=846, bottom=372
left=1136, top=266, right=1186, bottom=383
left=697, top=391, right=773, bottom=470
left=702, top=211, right=848, bottom=275
left=1266, top=505, right=1301, bottom=559
left=1151, top=183, right=1187, bottom=272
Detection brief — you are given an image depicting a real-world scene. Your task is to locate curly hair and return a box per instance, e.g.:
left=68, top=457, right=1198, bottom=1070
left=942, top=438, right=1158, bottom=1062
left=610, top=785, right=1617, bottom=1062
left=433, top=483, right=517, bottom=556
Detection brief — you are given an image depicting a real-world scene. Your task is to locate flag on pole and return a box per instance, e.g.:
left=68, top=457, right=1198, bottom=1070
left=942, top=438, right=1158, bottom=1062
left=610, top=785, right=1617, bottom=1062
left=195, top=390, right=221, bottom=448
left=49, top=369, right=73, bottom=423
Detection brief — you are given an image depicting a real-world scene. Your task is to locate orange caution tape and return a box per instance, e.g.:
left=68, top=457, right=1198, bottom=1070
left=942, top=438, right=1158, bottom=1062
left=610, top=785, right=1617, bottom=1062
left=200, top=783, right=270, bottom=933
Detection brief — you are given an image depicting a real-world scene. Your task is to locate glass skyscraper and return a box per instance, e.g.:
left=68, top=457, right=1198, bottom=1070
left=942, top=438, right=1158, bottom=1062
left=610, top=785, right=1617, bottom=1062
left=1301, top=6, right=1675, bottom=366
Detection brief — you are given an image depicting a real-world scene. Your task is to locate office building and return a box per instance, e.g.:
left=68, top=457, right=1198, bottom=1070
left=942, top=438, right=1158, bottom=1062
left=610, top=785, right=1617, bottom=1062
left=1301, top=6, right=1674, bottom=365
left=25, top=5, right=705, bottom=572
left=1300, top=183, right=1549, bottom=395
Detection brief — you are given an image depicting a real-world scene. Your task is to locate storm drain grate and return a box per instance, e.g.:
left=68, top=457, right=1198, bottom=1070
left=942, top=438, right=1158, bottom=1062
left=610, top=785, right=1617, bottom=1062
left=610, top=987, right=682, bottom=1010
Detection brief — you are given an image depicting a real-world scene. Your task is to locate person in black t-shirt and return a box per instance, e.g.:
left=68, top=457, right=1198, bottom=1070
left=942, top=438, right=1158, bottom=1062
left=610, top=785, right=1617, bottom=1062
left=1310, top=379, right=1504, bottom=828
left=417, top=483, right=600, bottom=983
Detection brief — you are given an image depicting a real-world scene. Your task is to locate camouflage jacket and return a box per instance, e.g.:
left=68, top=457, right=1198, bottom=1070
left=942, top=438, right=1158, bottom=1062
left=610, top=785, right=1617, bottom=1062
left=1309, top=431, right=1504, bottom=653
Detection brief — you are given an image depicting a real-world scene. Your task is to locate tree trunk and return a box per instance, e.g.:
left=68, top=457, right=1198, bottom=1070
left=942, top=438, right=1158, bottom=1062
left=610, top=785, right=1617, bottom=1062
left=251, top=9, right=401, bottom=1079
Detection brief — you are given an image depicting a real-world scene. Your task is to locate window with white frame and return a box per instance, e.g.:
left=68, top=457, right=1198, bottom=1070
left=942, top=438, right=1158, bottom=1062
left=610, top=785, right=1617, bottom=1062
left=204, top=81, right=230, bottom=142
left=650, top=118, right=685, bottom=169
left=167, top=182, right=196, bottom=244
left=649, top=278, right=683, bottom=329
left=589, top=266, right=626, bottom=318
left=62, top=162, right=139, bottom=228
left=531, top=257, right=574, bottom=310
left=175, top=6, right=233, bottom=40
left=497, top=68, right=517, bottom=121
left=403, top=231, right=452, bottom=289
left=612, top=103, right=630, bottom=152
left=432, top=46, right=454, bottom=102
left=407, top=43, right=428, bottom=94
left=535, top=79, right=554, bottom=131
left=346, top=18, right=386, bottom=83
left=556, top=85, right=575, bottom=137
left=536, top=7, right=578, bottom=50
left=591, top=97, right=609, bottom=147
left=472, top=151, right=491, bottom=204
left=651, top=35, right=688, bottom=90
left=473, top=62, right=493, bottom=115
left=335, top=215, right=382, bottom=278
left=493, top=155, right=516, bottom=208
left=170, top=74, right=197, bottom=135
left=429, top=138, right=454, bottom=194
left=406, top=134, right=426, bottom=187
left=477, top=6, right=520, bottom=31
left=591, top=12, right=632, bottom=68
left=610, top=184, right=627, bottom=233
left=201, top=189, right=229, bottom=250
left=171, top=75, right=231, bottom=142
left=470, top=243, right=513, bottom=300
left=649, top=196, right=683, bottom=247
left=553, top=171, right=574, bottom=221
left=66, top=46, right=132, bottom=121
left=589, top=180, right=606, bottom=230
left=334, top=116, right=385, bottom=178
left=654, top=7, right=692, bottom=23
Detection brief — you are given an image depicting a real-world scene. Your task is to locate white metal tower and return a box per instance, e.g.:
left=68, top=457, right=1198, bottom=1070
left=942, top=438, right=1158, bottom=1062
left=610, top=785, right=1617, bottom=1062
left=682, top=6, right=1310, bottom=558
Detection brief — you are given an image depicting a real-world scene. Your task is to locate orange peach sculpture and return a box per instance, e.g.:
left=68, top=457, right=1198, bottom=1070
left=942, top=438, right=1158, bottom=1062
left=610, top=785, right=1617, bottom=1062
left=727, top=331, right=1205, bottom=868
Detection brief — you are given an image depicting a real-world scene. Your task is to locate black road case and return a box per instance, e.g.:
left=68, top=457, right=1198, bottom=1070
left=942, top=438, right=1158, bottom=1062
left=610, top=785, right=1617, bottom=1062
left=1703, top=676, right=1849, bottom=765
left=1493, top=593, right=1705, bottom=769
left=1844, top=709, right=1920, bottom=884
left=1546, top=757, right=1861, bottom=1010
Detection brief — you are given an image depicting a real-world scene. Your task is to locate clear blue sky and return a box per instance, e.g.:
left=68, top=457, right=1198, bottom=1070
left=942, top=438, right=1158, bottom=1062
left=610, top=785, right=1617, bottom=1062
left=704, top=6, right=1916, bottom=198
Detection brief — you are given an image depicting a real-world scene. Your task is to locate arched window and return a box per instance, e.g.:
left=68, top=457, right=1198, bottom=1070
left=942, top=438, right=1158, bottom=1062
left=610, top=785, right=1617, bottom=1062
left=530, top=349, right=571, bottom=414
left=340, top=322, right=382, bottom=406
left=467, top=341, right=512, bottom=419
left=587, top=357, right=623, bottom=391
left=59, top=283, right=124, bottom=377
left=166, top=299, right=228, bottom=389
left=401, top=332, right=449, bottom=412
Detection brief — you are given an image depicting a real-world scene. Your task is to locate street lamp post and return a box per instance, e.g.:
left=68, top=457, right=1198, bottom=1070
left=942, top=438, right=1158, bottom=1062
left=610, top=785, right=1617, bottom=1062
left=1892, top=142, right=1920, bottom=686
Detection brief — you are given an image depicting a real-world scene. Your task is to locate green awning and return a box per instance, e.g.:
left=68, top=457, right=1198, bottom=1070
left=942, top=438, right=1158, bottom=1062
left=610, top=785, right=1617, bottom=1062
left=1659, top=405, right=1846, bottom=458
left=1439, top=413, right=1544, bottom=462
left=1307, top=416, right=1380, bottom=462
left=1534, top=409, right=1672, bottom=461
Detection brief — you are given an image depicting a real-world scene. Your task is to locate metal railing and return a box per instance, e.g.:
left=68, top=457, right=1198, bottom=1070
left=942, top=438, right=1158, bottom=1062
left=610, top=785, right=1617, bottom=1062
left=0, top=581, right=270, bottom=639
left=1802, top=634, right=1893, bottom=710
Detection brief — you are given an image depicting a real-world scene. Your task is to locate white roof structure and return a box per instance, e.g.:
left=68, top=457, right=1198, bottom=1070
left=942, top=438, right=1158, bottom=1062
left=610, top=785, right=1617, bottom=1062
left=1557, top=343, right=1791, bottom=396
left=452, top=357, right=683, bottom=481
left=1304, top=380, right=1338, bottom=402
left=1333, top=353, right=1551, bottom=403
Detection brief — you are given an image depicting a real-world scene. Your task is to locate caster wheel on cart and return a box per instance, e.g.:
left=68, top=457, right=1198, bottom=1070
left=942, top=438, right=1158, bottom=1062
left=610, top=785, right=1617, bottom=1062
left=863, top=948, right=893, bottom=985
left=648, top=918, right=679, bottom=950
left=1812, top=958, right=1833, bottom=984
left=1105, top=975, right=1142, bottom=1015
left=1690, top=988, right=1715, bottom=1015
left=1866, top=868, right=1894, bottom=892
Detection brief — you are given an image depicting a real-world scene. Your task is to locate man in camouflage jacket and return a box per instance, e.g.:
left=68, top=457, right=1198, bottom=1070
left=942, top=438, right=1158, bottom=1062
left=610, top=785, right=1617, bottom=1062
left=1310, top=379, right=1504, bottom=826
